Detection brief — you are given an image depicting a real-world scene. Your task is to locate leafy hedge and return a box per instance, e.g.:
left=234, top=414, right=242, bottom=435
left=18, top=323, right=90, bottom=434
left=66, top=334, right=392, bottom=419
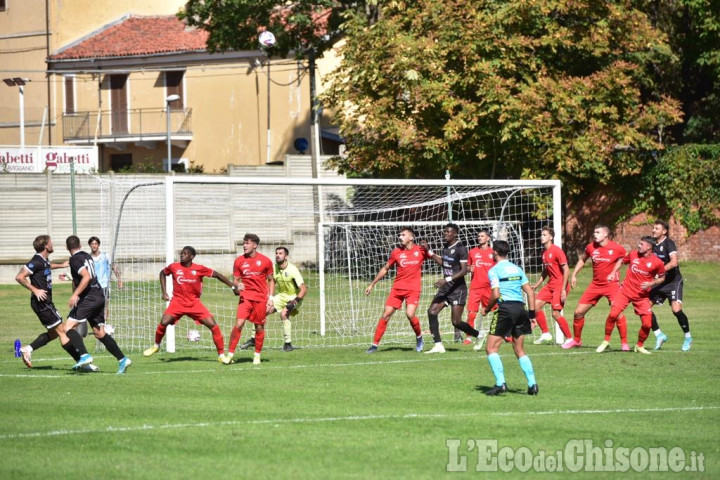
left=632, top=144, right=720, bottom=233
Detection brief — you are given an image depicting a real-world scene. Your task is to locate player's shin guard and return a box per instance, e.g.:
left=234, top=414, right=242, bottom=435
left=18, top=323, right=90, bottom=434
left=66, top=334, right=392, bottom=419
left=518, top=355, right=536, bottom=387
left=155, top=323, right=167, bottom=345
left=282, top=319, right=292, bottom=344
left=603, top=315, right=616, bottom=341
left=487, top=352, right=505, bottom=386
left=555, top=315, right=572, bottom=339
left=99, top=334, right=124, bottom=360
left=254, top=329, right=265, bottom=354
left=66, top=328, right=88, bottom=355
left=467, top=311, right=477, bottom=330
left=428, top=312, right=441, bottom=343
left=228, top=326, right=242, bottom=353
left=61, top=340, right=81, bottom=361
left=373, top=319, right=388, bottom=345
left=617, top=314, right=628, bottom=344
left=638, top=314, right=652, bottom=345
left=210, top=324, right=225, bottom=354
left=409, top=316, right=422, bottom=337
left=674, top=310, right=690, bottom=333
left=535, top=310, right=549, bottom=333
left=573, top=316, right=585, bottom=342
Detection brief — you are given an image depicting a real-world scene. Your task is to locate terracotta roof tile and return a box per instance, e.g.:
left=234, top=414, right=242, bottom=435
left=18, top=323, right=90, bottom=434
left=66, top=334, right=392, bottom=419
left=50, top=16, right=209, bottom=60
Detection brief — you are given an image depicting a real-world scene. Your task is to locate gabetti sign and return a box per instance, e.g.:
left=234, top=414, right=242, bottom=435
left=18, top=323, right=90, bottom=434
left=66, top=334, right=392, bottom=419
left=0, top=146, right=98, bottom=173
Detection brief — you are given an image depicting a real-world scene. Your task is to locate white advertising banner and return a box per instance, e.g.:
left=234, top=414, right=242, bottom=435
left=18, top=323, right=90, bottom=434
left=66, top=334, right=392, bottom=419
left=0, top=146, right=98, bottom=173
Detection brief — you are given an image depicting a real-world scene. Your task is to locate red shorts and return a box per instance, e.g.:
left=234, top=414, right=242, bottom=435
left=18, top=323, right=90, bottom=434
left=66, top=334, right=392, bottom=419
left=609, top=288, right=652, bottom=319
left=164, top=300, right=210, bottom=325
left=467, top=288, right=492, bottom=313
left=537, top=283, right=570, bottom=311
left=578, top=282, right=620, bottom=306
left=385, top=288, right=421, bottom=310
left=236, top=298, right=267, bottom=325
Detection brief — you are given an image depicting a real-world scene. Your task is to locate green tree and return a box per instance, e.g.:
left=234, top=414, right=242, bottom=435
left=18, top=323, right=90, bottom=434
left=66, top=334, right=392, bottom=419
left=324, top=0, right=683, bottom=193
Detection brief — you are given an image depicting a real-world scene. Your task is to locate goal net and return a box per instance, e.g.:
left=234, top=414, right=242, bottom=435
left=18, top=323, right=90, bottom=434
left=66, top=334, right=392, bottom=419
left=98, top=176, right=561, bottom=352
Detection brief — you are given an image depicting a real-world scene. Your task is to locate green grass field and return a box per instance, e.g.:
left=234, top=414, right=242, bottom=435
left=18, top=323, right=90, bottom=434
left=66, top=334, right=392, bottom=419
left=1, top=263, right=718, bottom=479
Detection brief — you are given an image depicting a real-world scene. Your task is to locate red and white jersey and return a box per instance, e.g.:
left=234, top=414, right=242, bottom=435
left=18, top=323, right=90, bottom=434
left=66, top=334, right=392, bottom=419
left=387, top=244, right=432, bottom=291
left=621, top=250, right=666, bottom=298
left=584, top=240, right=626, bottom=285
left=233, top=252, right=273, bottom=302
left=542, top=244, right=568, bottom=287
left=163, top=262, right=214, bottom=306
left=468, top=246, right=496, bottom=290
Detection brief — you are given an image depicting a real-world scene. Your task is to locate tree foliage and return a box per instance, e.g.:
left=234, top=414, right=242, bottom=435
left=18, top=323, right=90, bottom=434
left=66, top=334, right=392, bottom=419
left=324, top=0, right=683, bottom=193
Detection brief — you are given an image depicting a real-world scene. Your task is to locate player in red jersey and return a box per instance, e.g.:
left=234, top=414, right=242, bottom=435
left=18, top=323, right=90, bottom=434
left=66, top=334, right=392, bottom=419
left=365, top=227, right=432, bottom=353
left=531, top=226, right=572, bottom=344
left=563, top=224, right=627, bottom=350
left=143, top=246, right=236, bottom=361
left=224, top=233, right=275, bottom=365
left=465, top=228, right=496, bottom=347
left=597, top=236, right=666, bottom=354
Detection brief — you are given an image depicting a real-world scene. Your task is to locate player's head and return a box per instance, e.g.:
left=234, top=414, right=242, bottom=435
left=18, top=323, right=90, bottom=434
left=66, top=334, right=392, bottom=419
left=443, top=223, right=459, bottom=243
left=243, top=233, right=260, bottom=254
left=180, top=246, right=196, bottom=264
left=88, top=236, right=101, bottom=253
left=66, top=235, right=81, bottom=252
left=492, top=240, right=510, bottom=259
left=399, top=227, right=416, bottom=246
left=593, top=224, right=610, bottom=243
left=276, top=246, right=289, bottom=264
left=652, top=219, right=669, bottom=240
left=638, top=236, right=655, bottom=254
left=33, top=235, right=52, bottom=254
left=477, top=228, right=491, bottom=246
left=540, top=226, right=554, bottom=245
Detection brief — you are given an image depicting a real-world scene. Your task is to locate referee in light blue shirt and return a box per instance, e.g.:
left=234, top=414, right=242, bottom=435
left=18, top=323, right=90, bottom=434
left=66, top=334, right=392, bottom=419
left=480, top=240, right=539, bottom=396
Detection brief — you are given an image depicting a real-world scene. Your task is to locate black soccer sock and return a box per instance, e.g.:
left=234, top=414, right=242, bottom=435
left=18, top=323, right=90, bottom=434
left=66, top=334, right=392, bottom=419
left=61, top=341, right=81, bottom=361
left=30, top=332, right=52, bottom=351
left=428, top=312, right=441, bottom=343
left=66, top=328, right=88, bottom=355
left=453, top=321, right=480, bottom=338
left=651, top=312, right=660, bottom=331
left=674, top=310, right=690, bottom=334
left=99, top=334, right=124, bottom=361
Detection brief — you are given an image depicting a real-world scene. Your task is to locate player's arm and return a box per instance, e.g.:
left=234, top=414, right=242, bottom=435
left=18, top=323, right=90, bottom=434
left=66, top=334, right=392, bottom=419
left=641, top=273, right=665, bottom=291
left=608, top=257, right=624, bottom=282
left=532, top=268, right=547, bottom=290
left=286, top=282, right=308, bottom=313
left=482, top=286, right=500, bottom=316
left=571, top=253, right=589, bottom=289
left=111, top=262, right=123, bottom=289
left=665, top=252, right=679, bottom=273
left=560, top=262, right=570, bottom=302
left=15, top=266, right=47, bottom=301
left=420, top=239, right=443, bottom=266
left=159, top=269, right=170, bottom=301
left=213, top=271, right=239, bottom=295
left=266, top=274, right=276, bottom=308
left=51, top=260, right=69, bottom=269
left=365, top=260, right=392, bottom=295
left=69, top=267, right=92, bottom=308
left=522, top=282, right=537, bottom=327
left=435, top=260, right=468, bottom=288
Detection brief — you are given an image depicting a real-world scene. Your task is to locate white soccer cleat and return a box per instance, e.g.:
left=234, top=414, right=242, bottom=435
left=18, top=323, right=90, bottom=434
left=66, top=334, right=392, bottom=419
left=20, top=345, right=32, bottom=368
left=221, top=352, right=233, bottom=365
left=634, top=345, right=651, bottom=355
left=474, top=334, right=486, bottom=351
left=424, top=343, right=446, bottom=354
left=253, top=353, right=261, bottom=365
left=595, top=340, right=610, bottom=353
left=533, top=332, right=553, bottom=344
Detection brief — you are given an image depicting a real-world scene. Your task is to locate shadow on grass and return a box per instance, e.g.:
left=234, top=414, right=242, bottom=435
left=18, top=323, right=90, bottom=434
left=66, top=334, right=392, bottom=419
left=474, top=384, right=526, bottom=395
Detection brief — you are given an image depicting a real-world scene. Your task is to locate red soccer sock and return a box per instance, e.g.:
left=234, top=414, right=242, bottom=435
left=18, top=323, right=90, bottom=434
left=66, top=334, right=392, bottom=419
left=467, top=312, right=477, bottom=330
left=617, top=314, right=628, bottom=344
left=210, top=324, right=225, bottom=354
left=228, top=326, right=242, bottom=353
left=536, top=310, right=549, bottom=333
left=604, top=315, right=615, bottom=341
left=637, top=314, right=652, bottom=346
left=373, top=319, right=388, bottom=345
left=573, top=316, right=585, bottom=342
left=154, top=324, right=167, bottom=345
left=409, top=316, right=422, bottom=337
left=255, top=329, right=265, bottom=354
left=555, top=315, right=572, bottom=339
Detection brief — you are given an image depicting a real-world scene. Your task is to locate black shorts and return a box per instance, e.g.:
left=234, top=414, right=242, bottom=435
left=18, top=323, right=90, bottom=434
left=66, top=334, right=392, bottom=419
left=432, top=283, right=468, bottom=307
left=68, top=290, right=106, bottom=328
left=31, top=298, right=63, bottom=330
left=488, top=302, right=532, bottom=338
left=650, top=278, right=684, bottom=305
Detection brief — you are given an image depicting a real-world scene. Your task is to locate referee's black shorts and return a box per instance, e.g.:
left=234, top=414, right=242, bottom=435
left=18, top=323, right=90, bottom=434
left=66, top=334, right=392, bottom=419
left=488, top=301, right=532, bottom=338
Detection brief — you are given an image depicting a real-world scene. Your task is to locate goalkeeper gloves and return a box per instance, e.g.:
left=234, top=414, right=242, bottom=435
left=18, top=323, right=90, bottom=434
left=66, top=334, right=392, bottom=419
left=286, top=298, right=301, bottom=313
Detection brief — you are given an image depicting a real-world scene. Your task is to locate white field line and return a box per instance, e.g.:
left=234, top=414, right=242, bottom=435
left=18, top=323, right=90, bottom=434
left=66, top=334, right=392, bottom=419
left=0, top=406, right=718, bottom=440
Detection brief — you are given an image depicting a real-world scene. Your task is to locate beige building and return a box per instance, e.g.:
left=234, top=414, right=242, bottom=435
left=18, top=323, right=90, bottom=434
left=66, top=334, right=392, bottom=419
left=0, top=0, right=340, bottom=173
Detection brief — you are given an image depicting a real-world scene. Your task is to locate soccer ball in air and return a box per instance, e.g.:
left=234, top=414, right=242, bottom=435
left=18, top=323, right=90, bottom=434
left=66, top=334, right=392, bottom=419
left=187, top=329, right=201, bottom=342
left=258, top=31, right=276, bottom=48
left=104, top=324, right=115, bottom=336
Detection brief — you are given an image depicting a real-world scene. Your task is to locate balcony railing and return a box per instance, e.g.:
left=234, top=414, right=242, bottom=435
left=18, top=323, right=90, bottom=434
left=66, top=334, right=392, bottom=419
left=63, top=108, right=192, bottom=142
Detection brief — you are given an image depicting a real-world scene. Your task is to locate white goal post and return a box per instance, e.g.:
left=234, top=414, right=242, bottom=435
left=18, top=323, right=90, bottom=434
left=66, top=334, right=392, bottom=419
left=101, top=176, right=562, bottom=352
